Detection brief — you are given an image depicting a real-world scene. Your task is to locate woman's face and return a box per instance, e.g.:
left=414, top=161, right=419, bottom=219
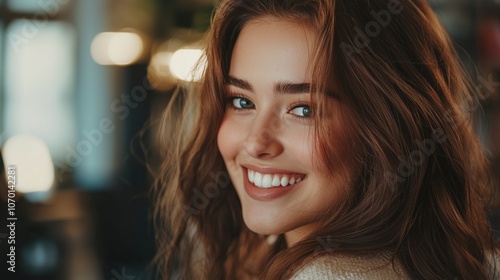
left=217, top=18, right=356, bottom=246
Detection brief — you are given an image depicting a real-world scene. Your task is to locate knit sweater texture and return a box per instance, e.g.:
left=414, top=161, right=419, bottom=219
left=291, top=252, right=408, bottom=279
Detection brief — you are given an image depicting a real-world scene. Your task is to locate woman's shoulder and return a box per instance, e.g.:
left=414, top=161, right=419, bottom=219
left=290, top=252, right=410, bottom=280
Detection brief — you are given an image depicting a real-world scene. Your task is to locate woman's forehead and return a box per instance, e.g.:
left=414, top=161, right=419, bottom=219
left=228, top=19, right=317, bottom=85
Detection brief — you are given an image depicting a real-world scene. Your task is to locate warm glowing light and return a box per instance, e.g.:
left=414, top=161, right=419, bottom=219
left=169, top=48, right=206, bottom=82
left=147, top=51, right=176, bottom=91
left=91, top=32, right=143, bottom=66
left=2, top=135, right=55, bottom=193
left=151, top=51, right=172, bottom=76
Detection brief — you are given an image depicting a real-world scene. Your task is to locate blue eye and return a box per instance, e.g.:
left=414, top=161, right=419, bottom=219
left=231, top=97, right=255, bottom=109
left=290, top=105, right=312, bottom=117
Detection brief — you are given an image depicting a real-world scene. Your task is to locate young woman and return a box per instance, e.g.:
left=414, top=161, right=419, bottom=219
left=153, top=0, right=500, bottom=279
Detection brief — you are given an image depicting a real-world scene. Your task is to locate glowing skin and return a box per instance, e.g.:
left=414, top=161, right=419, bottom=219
left=217, top=18, right=354, bottom=246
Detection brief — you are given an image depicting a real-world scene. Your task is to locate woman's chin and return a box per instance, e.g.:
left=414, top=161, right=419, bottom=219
left=243, top=214, right=280, bottom=235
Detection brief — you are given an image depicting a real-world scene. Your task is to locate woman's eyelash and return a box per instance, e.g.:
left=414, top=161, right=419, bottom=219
left=287, top=103, right=313, bottom=119
left=225, top=94, right=254, bottom=110
left=225, top=93, right=244, bottom=104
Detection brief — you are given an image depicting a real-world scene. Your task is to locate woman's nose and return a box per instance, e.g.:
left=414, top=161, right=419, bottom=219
left=243, top=115, right=284, bottom=159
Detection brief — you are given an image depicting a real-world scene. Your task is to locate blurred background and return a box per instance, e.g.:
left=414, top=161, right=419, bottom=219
left=0, top=0, right=499, bottom=279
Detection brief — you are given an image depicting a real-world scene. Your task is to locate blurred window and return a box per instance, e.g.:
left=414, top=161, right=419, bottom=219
left=4, top=21, right=76, bottom=161
left=1, top=1, right=76, bottom=164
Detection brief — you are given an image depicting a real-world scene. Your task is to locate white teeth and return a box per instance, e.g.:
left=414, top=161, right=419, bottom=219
left=254, top=172, right=263, bottom=187
left=280, top=176, right=289, bottom=187
left=247, top=169, right=305, bottom=188
left=248, top=169, right=255, bottom=183
left=272, top=175, right=281, bottom=187
left=262, top=174, right=273, bottom=188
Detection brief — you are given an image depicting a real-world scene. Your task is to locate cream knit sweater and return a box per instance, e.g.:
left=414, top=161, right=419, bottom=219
left=290, top=252, right=409, bottom=280
left=291, top=252, right=500, bottom=279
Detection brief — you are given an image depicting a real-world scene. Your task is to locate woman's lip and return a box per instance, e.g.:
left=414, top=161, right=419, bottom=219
left=242, top=167, right=301, bottom=201
left=241, top=163, right=305, bottom=176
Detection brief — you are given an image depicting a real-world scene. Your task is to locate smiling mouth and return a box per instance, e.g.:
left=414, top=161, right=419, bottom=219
left=247, top=168, right=306, bottom=188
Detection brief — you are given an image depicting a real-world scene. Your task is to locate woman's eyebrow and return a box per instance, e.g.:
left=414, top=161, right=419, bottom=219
left=227, top=76, right=253, bottom=91
left=274, top=81, right=311, bottom=95
left=228, top=76, right=310, bottom=95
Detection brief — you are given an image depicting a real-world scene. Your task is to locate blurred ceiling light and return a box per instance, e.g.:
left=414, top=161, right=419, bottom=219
left=2, top=135, right=55, bottom=194
left=169, top=48, right=206, bottom=82
left=90, top=32, right=144, bottom=66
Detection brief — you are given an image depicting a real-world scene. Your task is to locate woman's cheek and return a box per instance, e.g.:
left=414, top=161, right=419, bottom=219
left=217, top=115, right=243, bottom=169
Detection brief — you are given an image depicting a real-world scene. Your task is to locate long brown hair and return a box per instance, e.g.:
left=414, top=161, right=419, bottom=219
left=153, top=0, right=499, bottom=279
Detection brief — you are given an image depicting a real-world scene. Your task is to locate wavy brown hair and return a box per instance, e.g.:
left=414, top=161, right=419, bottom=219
left=153, top=0, right=499, bottom=279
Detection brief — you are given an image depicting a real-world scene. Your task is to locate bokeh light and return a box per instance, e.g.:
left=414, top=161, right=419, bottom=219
left=90, top=31, right=144, bottom=66
left=169, top=48, right=206, bottom=82
left=2, top=135, right=55, bottom=194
